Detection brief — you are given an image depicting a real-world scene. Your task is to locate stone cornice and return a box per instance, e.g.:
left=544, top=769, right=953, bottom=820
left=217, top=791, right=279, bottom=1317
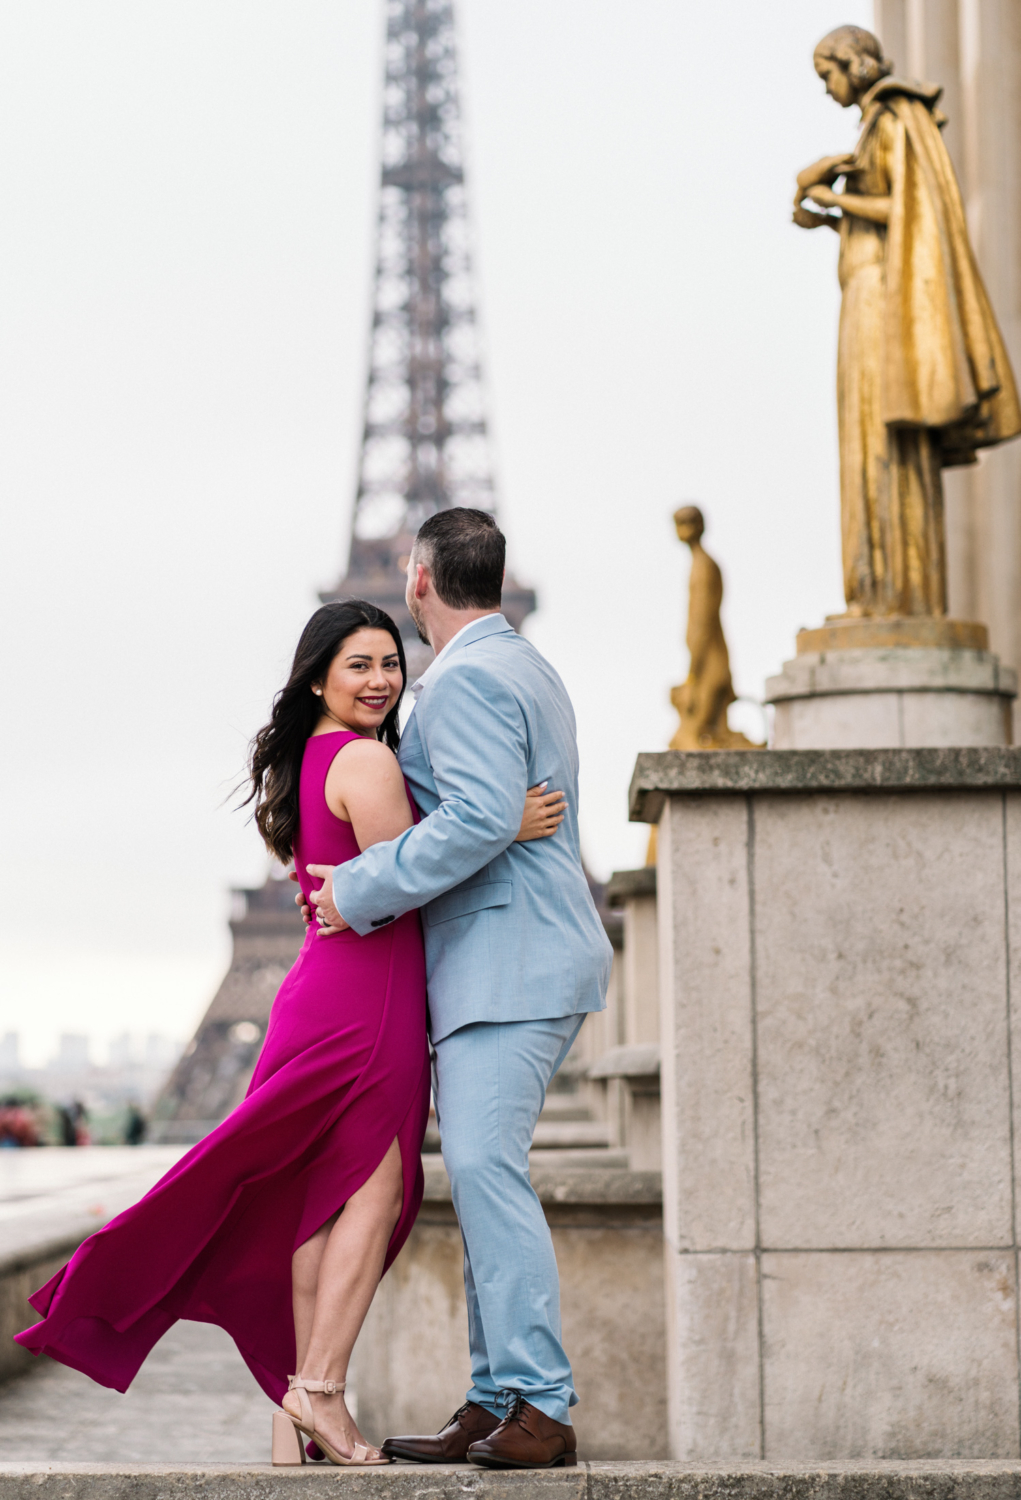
left=629, top=747, right=1021, bottom=823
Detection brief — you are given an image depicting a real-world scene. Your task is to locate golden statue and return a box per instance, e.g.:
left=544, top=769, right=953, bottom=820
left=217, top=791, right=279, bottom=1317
left=648, top=507, right=760, bottom=861
left=794, top=25, right=1020, bottom=619
left=669, top=507, right=760, bottom=751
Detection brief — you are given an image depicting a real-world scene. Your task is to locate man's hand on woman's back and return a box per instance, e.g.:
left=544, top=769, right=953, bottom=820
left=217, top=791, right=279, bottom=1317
left=289, top=867, right=348, bottom=936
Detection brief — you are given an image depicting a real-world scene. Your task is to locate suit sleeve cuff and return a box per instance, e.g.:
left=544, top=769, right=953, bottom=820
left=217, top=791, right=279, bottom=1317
left=332, top=866, right=375, bottom=937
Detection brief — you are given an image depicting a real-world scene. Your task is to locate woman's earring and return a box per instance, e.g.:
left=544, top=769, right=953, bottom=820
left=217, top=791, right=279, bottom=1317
left=313, top=687, right=323, bottom=696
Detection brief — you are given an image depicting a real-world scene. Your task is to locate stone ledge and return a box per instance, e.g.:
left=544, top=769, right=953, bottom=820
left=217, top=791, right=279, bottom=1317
left=606, top=867, right=657, bottom=906
left=0, top=1228, right=89, bottom=1281
left=589, top=1045, right=661, bottom=1080
left=0, top=1147, right=190, bottom=1384
left=149, top=1121, right=222, bottom=1145
left=421, top=1155, right=661, bottom=1207
left=629, top=747, right=1021, bottom=822
left=4, top=1462, right=1021, bottom=1499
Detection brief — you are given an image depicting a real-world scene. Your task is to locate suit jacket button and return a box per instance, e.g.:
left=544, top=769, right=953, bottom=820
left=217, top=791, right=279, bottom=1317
left=371, top=915, right=396, bottom=928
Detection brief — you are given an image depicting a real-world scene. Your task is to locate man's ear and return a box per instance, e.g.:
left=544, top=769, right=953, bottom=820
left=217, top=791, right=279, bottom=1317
left=414, top=563, right=430, bottom=599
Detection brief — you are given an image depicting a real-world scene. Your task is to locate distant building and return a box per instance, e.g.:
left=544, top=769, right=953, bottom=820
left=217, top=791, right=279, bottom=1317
left=0, top=1032, right=20, bottom=1075
left=108, top=1032, right=135, bottom=1069
left=5, top=1031, right=183, bottom=1135
left=53, top=1034, right=90, bottom=1072
left=144, top=1033, right=179, bottom=1069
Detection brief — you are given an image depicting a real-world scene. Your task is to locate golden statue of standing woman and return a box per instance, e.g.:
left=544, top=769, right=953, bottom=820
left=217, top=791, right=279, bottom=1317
left=670, top=506, right=759, bottom=750
left=794, top=25, right=1020, bottom=620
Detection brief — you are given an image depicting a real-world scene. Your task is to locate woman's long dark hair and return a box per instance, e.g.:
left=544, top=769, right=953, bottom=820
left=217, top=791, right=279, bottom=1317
left=243, top=599, right=407, bottom=863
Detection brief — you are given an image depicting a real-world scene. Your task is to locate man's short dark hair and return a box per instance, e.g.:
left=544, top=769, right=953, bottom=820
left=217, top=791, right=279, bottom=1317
left=413, top=508, right=505, bottom=609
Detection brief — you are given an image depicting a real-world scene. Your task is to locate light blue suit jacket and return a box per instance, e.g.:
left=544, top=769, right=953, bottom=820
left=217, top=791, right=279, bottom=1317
left=332, top=614, right=612, bottom=1042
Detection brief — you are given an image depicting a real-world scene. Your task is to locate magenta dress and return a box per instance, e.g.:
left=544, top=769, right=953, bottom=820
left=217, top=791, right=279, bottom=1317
left=15, top=730, right=431, bottom=1401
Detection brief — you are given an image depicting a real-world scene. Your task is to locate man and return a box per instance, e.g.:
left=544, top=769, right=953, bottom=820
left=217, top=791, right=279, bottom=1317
left=307, top=506, right=611, bottom=1470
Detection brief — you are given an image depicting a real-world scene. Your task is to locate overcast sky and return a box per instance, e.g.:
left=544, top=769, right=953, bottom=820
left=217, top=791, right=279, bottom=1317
left=0, top=0, right=871, bottom=1065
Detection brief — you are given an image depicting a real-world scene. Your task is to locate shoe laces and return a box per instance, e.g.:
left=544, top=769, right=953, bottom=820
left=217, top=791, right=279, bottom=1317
left=496, top=1389, right=527, bottom=1422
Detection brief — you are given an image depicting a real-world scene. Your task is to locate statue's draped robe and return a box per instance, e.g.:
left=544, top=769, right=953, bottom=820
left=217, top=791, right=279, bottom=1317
left=837, top=78, right=1020, bottom=616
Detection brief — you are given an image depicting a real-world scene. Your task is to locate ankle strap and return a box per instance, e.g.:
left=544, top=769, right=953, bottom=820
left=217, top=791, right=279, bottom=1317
left=288, top=1375, right=346, bottom=1395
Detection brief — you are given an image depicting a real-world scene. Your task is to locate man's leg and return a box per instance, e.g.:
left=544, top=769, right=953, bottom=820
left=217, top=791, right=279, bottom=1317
left=432, top=1054, right=495, bottom=1407
left=434, top=1014, right=584, bottom=1424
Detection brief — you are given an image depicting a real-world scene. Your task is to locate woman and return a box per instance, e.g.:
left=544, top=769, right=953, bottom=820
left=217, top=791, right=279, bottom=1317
left=15, top=599, right=564, bottom=1465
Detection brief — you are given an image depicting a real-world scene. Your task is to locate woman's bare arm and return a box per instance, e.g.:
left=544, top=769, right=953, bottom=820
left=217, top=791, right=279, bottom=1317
left=324, top=739, right=414, bottom=851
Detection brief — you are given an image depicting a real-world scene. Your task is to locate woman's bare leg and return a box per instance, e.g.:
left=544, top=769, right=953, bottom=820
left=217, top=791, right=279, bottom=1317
left=288, top=1138, right=404, bottom=1459
left=291, top=1211, right=339, bottom=1372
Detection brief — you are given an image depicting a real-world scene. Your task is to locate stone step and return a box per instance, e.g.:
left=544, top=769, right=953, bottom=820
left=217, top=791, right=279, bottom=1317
left=1, top=1462, right=1021, bottom=1499
left=537, top=1101, right=596, bottom=1123
left=425, top=1118, right=610, bottom=1152
left=531, top=1120, right=610, bottom=1149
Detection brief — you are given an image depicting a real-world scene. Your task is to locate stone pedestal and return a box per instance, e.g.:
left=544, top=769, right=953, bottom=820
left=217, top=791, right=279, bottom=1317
left=632, top=746, right=1021, bottom=1460
left=765, top=620, right=1016, bottom=752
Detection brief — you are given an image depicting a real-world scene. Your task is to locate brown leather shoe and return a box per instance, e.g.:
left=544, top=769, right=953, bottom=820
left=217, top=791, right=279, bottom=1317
left=467, top=1393, right=577, bottom=1469
left=381, top=1401, right=500, bottom=1463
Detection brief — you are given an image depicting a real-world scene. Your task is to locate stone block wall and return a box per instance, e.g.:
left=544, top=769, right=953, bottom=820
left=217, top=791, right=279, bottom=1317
left=632, top=747, right=1021, bottom=1460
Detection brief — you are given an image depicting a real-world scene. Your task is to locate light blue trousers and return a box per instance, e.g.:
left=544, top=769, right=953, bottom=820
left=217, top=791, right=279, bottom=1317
left=432, top=1014, right=584, bottom=1426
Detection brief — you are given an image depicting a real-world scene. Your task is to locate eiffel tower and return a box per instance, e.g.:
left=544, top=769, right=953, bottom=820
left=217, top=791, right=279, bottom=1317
left=152, top=0, right=532, bottom=1142
left=321, top=0, right=535, bottom=672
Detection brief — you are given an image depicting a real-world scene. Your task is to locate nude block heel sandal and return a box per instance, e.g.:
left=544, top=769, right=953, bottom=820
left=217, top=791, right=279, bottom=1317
left=280, top=1375, right=391, bottom=1467
left=272, top=1410, right=307, bottom=1465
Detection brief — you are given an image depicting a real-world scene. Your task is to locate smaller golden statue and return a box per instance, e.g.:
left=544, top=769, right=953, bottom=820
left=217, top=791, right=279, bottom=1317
left=649, top=507, right=761, bottom=862
left=669, top=506, right=760, bottom=750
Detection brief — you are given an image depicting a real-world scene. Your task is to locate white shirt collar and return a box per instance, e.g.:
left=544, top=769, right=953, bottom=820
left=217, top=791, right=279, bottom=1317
left=409, top=615, right=498, bottom=701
